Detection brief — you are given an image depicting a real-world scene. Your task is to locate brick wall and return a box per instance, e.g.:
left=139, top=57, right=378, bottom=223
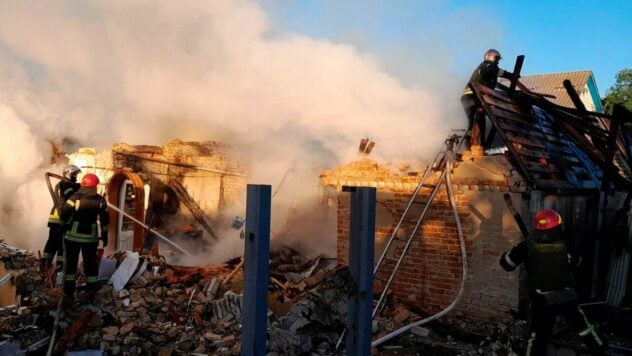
left=110, top=140, right=246, bottom=216
left=323, top=157, right=525, bottom=323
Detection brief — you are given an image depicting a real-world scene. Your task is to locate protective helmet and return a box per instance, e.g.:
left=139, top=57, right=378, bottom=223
left=484, top=49, right=502, bottom=63
left=81, top=173, right=100, bottom=188
left=534, top=209, right=563, bottom=231
left=63, top=165, right=81, bottom=179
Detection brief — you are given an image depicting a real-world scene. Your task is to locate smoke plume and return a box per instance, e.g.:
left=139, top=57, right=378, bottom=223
left=0, top=0, right=462, bottom=259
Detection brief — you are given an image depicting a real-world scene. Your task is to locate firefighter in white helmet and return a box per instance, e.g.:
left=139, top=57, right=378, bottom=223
left=41, top=165, right=81, bottom=275
left=461, top=49, right=515, bottom=148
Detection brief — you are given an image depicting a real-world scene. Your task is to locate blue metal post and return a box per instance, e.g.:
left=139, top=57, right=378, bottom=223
left=344, top=186, right=376, bottom=356
left=241, top=184, right=271, bottom=356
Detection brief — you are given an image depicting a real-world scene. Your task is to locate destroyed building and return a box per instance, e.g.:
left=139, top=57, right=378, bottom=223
left=322, top=70, right=632, bottom=329
left=1, top=70, right=632, bottom=355
left=67, top=140, right=246, bottom=255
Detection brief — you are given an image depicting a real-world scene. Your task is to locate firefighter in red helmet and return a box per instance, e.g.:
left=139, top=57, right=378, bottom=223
left=60, top=173, right=109, bottom=302
left=500, top=208, right=605, bottom=355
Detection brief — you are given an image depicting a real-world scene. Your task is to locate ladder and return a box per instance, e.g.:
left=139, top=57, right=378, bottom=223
left=168, top=179, right=219, bottom=240
left=372, top=129, right=465, bottom=317
left=335, top=129, right=466, bottom=350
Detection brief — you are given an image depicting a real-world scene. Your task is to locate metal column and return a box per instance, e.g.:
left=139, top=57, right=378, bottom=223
left=344, top=186, right=376, bottom=356
left=241, top=184, right=271, bottom=356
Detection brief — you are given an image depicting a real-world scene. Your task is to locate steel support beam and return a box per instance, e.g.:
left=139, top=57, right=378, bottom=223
left=344, top=186, right=376, bottom=356
left=241, top=184, right=271, bottom=356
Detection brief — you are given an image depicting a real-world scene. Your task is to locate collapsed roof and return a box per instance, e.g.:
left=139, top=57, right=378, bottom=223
left=471, top=79, right=632, bottom=191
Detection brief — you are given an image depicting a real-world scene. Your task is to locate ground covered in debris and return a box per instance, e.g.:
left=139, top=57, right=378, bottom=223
left=1, top=241, right=631, bottom=355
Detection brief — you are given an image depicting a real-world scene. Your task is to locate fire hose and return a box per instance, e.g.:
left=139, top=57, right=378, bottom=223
left=371, top=141, right=469, bottom=348
left=105, top=202, right=194, bottom=258
left=44, top=173, right=193, bottom=355
left=44, top=172, right=67, bottom=356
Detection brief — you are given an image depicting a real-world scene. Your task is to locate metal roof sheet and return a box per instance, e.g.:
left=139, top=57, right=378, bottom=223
left=518, top=71, right=593, bottom=108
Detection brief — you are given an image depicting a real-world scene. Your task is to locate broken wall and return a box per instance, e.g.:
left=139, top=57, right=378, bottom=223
left=69, top=140, right=246, bottom=218
left=322, top=155, right=526, bottom=322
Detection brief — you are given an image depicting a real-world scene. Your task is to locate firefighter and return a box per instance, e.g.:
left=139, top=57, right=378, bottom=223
left=59, top=173, right=109, bottom=301
left=42, top=165, right=82, bottom=274
left=461, top=49, right=515, bottom=148
left=500, top=209, right=606, bottom=355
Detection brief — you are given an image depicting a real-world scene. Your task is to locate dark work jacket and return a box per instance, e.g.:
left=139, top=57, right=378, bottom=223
left=463, top=60, right=511, bottom=95
left=48, top=179, right=80, bottom=226
left=500, top=230, right=579, bottom=295
left=60, top=188, right=109, bottom=244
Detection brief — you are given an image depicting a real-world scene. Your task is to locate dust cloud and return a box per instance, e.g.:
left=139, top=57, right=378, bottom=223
left=0, top=1, right=464, bottom=260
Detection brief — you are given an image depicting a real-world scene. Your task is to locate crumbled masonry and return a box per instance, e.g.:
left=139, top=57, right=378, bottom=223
left=0, top=242, right=629, bottom=355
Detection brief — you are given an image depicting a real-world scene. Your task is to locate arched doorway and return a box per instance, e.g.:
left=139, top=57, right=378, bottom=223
left=106, top=169, right=146, bottom=253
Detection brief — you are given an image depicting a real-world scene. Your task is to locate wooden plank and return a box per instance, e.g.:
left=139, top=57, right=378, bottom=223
left=507, top=136, right=547, bottom=149
left=497, top=121, right=572, bottom=148
left=522, top=161, right=563, bottom=174
left=532, top=179, right=574, bottom=190
left=490, top=107, right=531, bottom=125
left=517, top=150, right=582, bottom=165
left=509, top=55, right=525, bottom=95
left=483, top=92, right=540, bottom=188
left=482, top=94, right=524, bottom=115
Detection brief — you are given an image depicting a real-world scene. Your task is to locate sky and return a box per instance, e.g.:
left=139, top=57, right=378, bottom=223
left=262, top=0, right=632, bottom=96
left=0, top=0, right=629, bottom=256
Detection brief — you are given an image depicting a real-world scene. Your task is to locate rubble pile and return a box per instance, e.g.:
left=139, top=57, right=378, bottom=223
left=0, top=245, right=352, bottom=355
left=2, top=242, right=627, bottom=355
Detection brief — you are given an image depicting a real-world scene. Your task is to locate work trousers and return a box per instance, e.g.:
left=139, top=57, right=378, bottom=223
left=63, top=239, right=98, bottom=298
left=43, top=225, right=64, bottom=267
left=525, top=300, right=605, bottom=356
left=460, top=94, right=486, bottom=147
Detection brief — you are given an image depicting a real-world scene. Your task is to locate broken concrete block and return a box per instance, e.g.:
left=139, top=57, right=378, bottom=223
left=305, top=269, right=327, bottom=287
left=119, top=322, right=135, bottom=336
left=102, top=326, right=119, bottom=336
left=410, top=326, right=430, bottom=337
left=206, top=277, right=220, bottom=298
left=157, top=346, right=174, bottom=356
left=393, top=305, right=411, bottom=324
left=204, top=332, right=222, bottom=341
left=102, top=334, right=116, bottom=342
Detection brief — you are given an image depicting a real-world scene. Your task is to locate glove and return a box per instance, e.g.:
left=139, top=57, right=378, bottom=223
left=99, top=235, right=108, bottom=248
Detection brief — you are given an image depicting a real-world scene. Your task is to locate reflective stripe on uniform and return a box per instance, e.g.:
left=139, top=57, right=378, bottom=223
left=463, top=87, right=474, bottom=95
left=65, top=274, right=76, bottom=281
left=63, top=187, right=74, bottom=196
left=503, top=252, right=517, bottom=268
left=56, top=255, right=65, bottom=262
left=75, top=200, right=81, bottom=210
left=66, top=200, right=75, bottom=207
left=498, top=69, right=505, bottom=77
left=86, top=276, right=98, bottom=283
left=42, top=252, right=53, bottom=259
left=525, top=332, right=536, bottom=356
left=577, top=307, right=603, bottom=346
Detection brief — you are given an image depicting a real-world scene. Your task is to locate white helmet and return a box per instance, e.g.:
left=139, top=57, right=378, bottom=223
left=63, top=164, right=81, bottom=179
left=484, top=49, right=502, bottom=63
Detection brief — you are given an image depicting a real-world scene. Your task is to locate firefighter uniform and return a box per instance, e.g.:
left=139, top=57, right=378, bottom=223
left=461, top=49, right=513, bottom=147
left=500, top=228, right=605, bottom=355
left=60, top=180, right=109, bottom=299
left=43, top=179, right=80, bottom=270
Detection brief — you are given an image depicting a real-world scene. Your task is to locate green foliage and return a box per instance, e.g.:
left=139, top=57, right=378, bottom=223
left=603, top=69, right=632, bottom=114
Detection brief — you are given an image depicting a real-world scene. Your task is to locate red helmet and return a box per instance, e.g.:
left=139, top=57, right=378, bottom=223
left=534, top=209, right=562, bottom=230
left=81, top=173, right=100, bottom=187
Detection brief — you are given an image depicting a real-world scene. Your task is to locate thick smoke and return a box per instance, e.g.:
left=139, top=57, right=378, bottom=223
left=0, top=1, right=460, bottom=259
